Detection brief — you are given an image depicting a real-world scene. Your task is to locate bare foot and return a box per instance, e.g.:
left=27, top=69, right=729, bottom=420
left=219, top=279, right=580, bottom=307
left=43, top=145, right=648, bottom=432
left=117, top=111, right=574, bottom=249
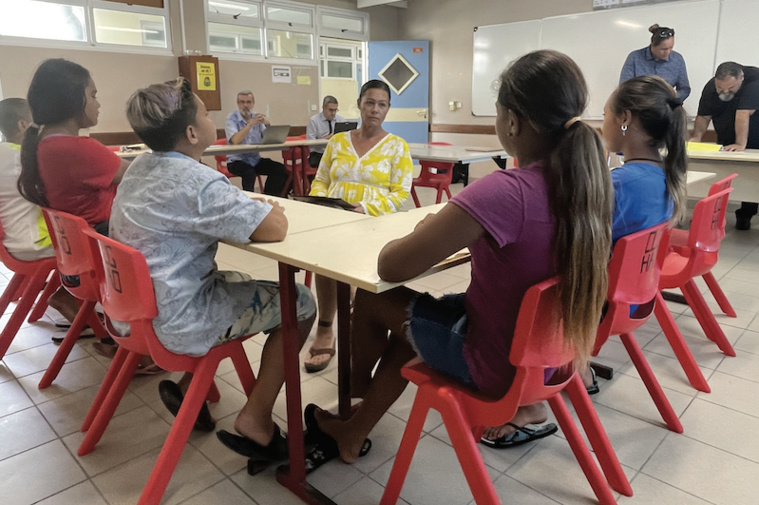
left=304, top=321, right=336, bottom=371
left=315, top=408, right=365, bottom=464
left=47, top=287, right=79, bottom=323
left=481, top=403, right=549, bottom=441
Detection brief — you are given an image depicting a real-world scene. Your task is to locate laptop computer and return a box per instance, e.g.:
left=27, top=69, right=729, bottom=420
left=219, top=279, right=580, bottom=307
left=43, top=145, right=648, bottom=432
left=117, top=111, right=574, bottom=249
left=334, top=121, right=358, bottom=134
left=260, top=125, right=291, bottom=144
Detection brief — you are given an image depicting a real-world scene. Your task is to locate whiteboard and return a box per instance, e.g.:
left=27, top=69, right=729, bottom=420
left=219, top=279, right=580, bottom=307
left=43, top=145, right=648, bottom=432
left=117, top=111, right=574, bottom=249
left=715, top=0, right=759, bottom=69
left=472, top=0, right=721, bottom=118
left=471, top=20, right=540, bottom=116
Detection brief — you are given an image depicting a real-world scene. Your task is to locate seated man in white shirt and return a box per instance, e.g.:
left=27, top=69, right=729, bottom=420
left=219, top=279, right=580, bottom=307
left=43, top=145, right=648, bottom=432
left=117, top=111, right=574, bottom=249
left=306, top=95, right=344, bottom=168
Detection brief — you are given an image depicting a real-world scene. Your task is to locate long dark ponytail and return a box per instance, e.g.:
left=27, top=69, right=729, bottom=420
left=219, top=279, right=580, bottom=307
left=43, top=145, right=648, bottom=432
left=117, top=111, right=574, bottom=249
left=18, top=59, right=91, bottom=207
left=610, top=75, right=688, bottom=224
left=497, top=50, right=613, bottom=365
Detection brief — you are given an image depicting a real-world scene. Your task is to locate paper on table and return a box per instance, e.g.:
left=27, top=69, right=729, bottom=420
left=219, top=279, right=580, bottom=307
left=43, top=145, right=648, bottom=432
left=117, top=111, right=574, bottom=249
left=434, top=248, right=470, bottom=268
left=687, top=141, right=722, bottom=152
left=464, top=147, right=503, bottom=152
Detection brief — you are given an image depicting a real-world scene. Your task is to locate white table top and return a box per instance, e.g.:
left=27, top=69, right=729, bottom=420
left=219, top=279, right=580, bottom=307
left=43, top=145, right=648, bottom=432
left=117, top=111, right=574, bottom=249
left=686, top=171, right=717, bottom=185
left=230, top=203, right=465, bottom=293
left=687, top=147, right=759, bottom=163
left=408, top=143, right=507, bottom=163
left=116, top=138, right=328, bottom=159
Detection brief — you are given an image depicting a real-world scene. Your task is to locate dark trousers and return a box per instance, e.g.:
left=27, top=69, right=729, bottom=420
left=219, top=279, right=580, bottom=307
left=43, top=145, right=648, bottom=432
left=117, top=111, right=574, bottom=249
left=228, top=158, right=287, bottom=196
left=308, top=151, right=323, bottom=168
left=737, top=202, right=759, bottom=219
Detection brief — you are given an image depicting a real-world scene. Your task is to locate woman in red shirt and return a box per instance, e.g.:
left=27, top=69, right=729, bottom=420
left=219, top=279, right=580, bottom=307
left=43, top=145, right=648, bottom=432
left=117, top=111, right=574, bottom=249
left=17, top=58, right=129, bottom=234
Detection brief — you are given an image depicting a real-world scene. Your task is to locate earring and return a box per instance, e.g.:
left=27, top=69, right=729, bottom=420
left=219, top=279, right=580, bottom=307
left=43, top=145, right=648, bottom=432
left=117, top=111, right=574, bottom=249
left=621, top=125, right=627, bottom=136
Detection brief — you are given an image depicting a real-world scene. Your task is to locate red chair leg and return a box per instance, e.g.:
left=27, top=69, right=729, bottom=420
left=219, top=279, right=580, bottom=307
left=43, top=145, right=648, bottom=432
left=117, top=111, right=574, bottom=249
left=702, top=272, right=737, bottom=318
left=229, top=344, right=256, bottom=397
left=381, top=390, right=437, bottom=505
left=28, top=274, right=60, bottom=322
left=38, top=300, right=96, bottom=389
left=0, top=273, right=25, bottom=314
left=563, top=375, right=633, bottom=497
left=304, top=270, right=313, bottom=289
left=654, top=293, right=711, bottom=393
left=78, top=350, right=142, bottom=455
left=619, top=332, right=683, bottom=433
left=434, top=187, right=443, bottom=204
left=137, top=362, right=217, bottom=505
left=0, top=272, right=48, bottom=359
left=681, top=279, right=736, bottom=357
left=443, top=186, right=452, bottom=201
left=206, top=380, right=221, bottom=403
left=443, top=401, right=501, bottom=505
left=410, top=186, right=421, bottom=208
left=81, top=345, right=130, bottom=432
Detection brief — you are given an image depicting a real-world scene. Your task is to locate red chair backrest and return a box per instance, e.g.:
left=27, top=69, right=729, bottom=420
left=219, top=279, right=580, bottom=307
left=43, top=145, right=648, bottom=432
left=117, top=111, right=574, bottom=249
left=688, top=187, right=733, bottom=253
left=42, top=208, right=101, bottom=301
left=707, top=173, right=738, bottom=196
left=83, top=228, right=163, bottom=358
left=596, top=222, right=669, bottom=349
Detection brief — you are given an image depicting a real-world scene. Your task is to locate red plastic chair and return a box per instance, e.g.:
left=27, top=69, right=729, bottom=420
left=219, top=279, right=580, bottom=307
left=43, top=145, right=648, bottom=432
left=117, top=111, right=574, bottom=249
left=38, top=209, right=107, bottom=388
left=282, top=134, right=316, bottom=197
left=213, top=138, right=264, bottom=192
left=381, top=278, right=632, bottom=505
left=410, top=142, right=455, bottom=207
left=668, top=173, right=738, bottom=317
left=78, top=228, right=257, bottom=505
left=655, top=187, right=736, bottom=359
left=593, top=222, right=683, bottom=432
left=0, top=219, right=60, bottom=359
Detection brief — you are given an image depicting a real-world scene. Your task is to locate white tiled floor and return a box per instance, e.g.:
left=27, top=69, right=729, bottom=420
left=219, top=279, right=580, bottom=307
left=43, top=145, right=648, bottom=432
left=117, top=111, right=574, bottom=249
left=3, top=176, right=759, bottom=504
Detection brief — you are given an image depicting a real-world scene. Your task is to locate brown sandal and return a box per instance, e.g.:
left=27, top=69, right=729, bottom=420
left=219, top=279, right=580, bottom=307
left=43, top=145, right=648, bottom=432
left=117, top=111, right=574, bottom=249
left=304, top=345, right=335, bottom=373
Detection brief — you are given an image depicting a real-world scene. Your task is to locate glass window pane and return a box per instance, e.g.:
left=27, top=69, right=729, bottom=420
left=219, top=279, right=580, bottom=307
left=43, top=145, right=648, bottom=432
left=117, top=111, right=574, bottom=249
left=93, top=9, right=167, bottom=48
left=327, top=46, right=353, bottom=58
left=209, top=22, right=262, bottom=55
left=266, top=6, right=310, bottom=26
left=207, top=0, right=259, bottom=20
left=266, top=30, right=312, bottom=59
left=322, top=14, right=362, bottom=33
left=0, top=0, right=86, bottom=42
left=327, top=61, right=353, bottom=79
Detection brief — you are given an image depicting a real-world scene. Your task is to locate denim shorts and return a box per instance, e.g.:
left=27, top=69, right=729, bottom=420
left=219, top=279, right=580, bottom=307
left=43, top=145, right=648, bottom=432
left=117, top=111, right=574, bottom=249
left=406, top=292, right=476, bottom=388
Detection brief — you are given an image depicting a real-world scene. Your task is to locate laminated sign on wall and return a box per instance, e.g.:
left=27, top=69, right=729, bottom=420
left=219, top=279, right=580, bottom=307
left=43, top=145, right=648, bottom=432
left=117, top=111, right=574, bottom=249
left=196, top=62, right=216, bottom=91
left=272, top=66, right=292, bottom=83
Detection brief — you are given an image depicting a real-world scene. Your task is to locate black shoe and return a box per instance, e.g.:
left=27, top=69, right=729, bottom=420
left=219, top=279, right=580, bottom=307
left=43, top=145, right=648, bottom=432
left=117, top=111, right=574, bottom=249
left=736, top=212, right=751, bottom=230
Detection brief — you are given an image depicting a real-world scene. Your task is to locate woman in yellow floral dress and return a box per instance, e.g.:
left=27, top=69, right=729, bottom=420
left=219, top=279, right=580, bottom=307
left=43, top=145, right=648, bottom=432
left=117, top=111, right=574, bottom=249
left=304, top=79, right=413, bottom=372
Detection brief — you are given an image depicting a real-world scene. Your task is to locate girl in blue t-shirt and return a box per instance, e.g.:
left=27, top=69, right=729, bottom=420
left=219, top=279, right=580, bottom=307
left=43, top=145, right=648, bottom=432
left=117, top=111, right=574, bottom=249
left=603, top=74, right=688, bottom=244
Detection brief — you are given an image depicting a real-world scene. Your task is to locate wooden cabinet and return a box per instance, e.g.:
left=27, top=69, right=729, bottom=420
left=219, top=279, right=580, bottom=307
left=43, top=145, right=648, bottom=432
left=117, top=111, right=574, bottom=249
left=178, top=55, right=221, bottom=111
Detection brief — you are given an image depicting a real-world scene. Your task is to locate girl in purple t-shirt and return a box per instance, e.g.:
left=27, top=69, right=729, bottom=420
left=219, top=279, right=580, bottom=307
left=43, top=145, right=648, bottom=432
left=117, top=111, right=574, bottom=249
left=302, top=50, right=615, bottom=469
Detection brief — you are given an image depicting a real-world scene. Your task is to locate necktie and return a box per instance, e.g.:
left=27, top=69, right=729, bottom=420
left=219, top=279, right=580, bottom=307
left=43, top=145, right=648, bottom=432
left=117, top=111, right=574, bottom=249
left=327, top=120, right=333, bottom=135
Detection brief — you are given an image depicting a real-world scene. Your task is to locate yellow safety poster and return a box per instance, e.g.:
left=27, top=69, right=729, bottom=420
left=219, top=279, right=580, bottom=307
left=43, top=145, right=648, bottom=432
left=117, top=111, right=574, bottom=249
left=196, top=62, right=216, bottom=91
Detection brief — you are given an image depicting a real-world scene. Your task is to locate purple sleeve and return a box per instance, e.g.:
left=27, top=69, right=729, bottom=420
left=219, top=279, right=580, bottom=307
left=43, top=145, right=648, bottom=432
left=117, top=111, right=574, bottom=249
left=450, top=170, right=525, bottom=247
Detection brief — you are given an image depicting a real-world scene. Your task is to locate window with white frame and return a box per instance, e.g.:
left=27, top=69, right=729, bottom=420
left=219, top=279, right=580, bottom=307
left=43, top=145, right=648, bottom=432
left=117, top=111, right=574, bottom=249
left=0, top=0, right=170, bottom=52
left=316, top=6, right=368, bottom=42
left=207, top=0, right=318, bottom=62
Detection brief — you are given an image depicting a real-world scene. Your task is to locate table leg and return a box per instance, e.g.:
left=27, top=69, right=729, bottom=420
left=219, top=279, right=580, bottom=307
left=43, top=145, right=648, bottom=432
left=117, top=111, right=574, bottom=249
left=275, top=262, right=334, bottom=504
left=337, top=281, right=352, bottom=420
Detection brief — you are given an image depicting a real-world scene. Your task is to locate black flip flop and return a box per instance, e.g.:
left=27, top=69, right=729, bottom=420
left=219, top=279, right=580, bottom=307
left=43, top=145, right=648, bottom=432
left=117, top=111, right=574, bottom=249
left=480, top=422, right=558, bottom=449
left=158, top=380, right=215, bottom=432
left=217, top=425, right=290, bottom=476
left=586, top=366, right=600, bottom=395
left=303, top=403, right=371, bottom=474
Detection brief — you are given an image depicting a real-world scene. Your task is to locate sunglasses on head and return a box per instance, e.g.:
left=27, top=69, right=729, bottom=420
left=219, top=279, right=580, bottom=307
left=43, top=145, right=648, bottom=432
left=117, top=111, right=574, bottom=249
left=657, top=28, right=674, bottom=38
